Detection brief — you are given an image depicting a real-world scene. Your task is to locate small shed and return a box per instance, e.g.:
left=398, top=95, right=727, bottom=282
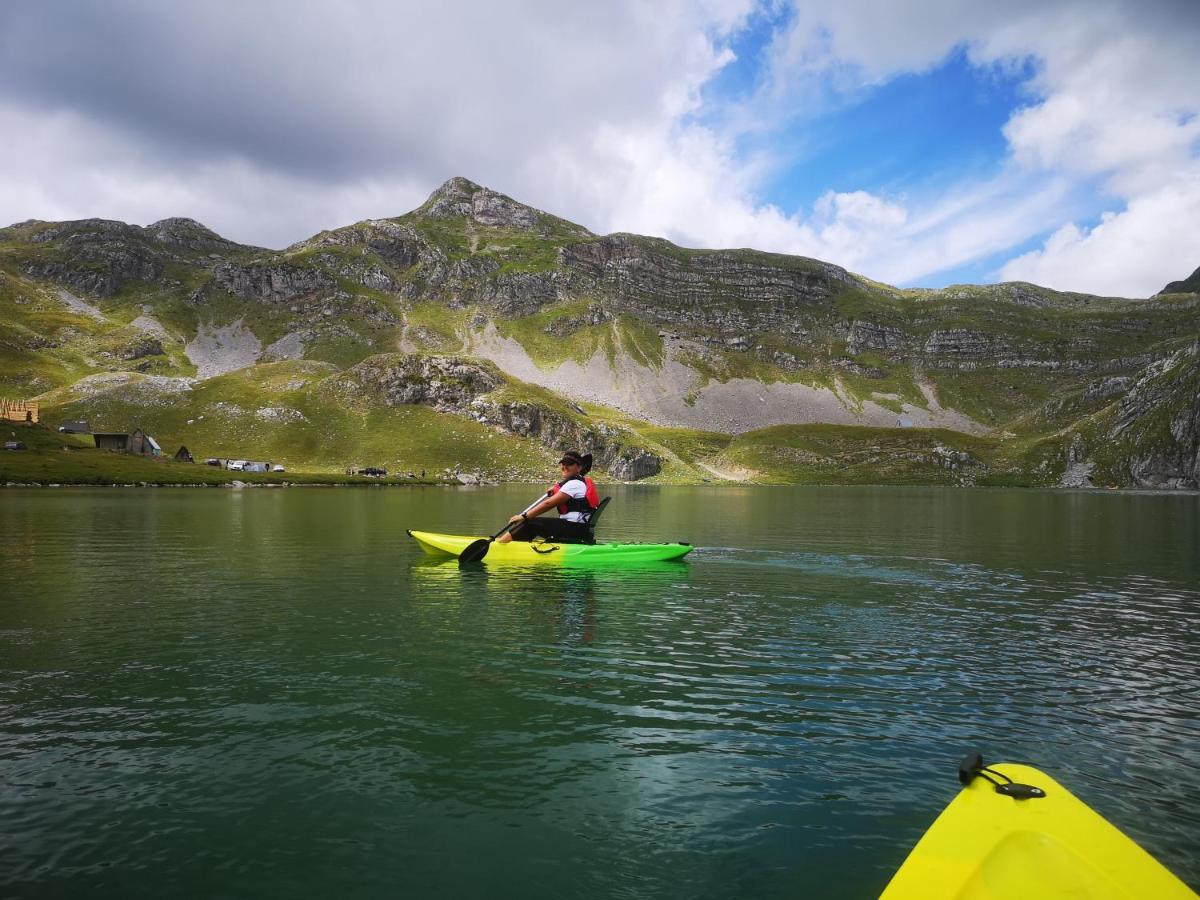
left=58, top=420, right=90, bottom=434
left=174, top=445, right=195, bottom=463
left=94, top=432, right=131, bottom=451
left=129, top=429, right=162, bottom=457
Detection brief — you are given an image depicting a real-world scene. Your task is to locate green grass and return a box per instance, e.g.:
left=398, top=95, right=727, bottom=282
left=833, top=286, right=908, bottom=319
left=476, top=229, right=574, bottom=275
left=673, top=344, right=805, bottom=387
left=0, top=274, right=116, bottom=394
left=491, top=302, right=658, bottom=371
left=928, top=369, right=1092, bottom=431
left=403, top=301, right=471, bottom=352
left=0, top=426, right=447, bottom=485
left=715, top=423, right=1016, bottom=485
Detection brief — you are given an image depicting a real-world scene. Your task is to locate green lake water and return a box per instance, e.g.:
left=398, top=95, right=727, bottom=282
left=1, top=485, right=1198, bottom=898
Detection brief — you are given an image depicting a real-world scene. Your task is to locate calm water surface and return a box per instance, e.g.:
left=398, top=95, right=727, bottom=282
left=1, top=485, right=1198, bottom=898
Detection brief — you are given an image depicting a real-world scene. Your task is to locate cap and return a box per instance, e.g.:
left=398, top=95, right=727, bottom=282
left=559, top=451, right=593, bottom=474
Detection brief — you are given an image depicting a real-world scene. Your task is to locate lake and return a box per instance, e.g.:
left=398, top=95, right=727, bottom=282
left=1, top=485, right=1197, bottom=898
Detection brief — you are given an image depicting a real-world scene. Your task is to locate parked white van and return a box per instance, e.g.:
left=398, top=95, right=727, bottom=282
left=227, top=460, right=247, bottom=471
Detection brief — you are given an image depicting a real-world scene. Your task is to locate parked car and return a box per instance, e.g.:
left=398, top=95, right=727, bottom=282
left=271, top=464, right=286, bottom=473
left=359, top=466, right=388, bottom=477
left=205, top=458, right=222, bottom=467
left=227, top=460, right=247, bottom=471
left=3, top=441, right=27, bottom=451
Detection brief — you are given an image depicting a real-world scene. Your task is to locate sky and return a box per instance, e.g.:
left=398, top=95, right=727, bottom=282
left=0, top=0, right=1197, bottom=296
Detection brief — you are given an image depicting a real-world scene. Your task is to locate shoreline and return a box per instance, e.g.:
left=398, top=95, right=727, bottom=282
left=3, top=480, right=1197, bottom=496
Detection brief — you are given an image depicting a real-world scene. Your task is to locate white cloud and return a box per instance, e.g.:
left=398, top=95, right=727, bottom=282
left=1000, top=168, right=1200, bottom=296
left=747, top=0, right=1200, bottom=292
left=0, top=0, right=755, bottom=245
left=0, top=0, right=1196, bottom=295
left=540, top=0, right=1199, bottom=293
left=0, top=104, right=432, bottom=248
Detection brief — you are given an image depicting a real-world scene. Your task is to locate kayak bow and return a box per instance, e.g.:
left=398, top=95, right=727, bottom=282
left=881, top=758, right=1196, bottom=899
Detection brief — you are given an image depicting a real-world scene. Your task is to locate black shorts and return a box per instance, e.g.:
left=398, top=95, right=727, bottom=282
left=510, top=517, right=592, bottom=544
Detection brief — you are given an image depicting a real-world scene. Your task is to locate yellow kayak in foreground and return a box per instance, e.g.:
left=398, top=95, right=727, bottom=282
left=881, top=755, right=1196, bottom=899
left=407, top=530, right=693, bottom=564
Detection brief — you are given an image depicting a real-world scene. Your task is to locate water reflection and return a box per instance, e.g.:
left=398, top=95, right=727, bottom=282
left=1, top=487, right=1197, bottom=899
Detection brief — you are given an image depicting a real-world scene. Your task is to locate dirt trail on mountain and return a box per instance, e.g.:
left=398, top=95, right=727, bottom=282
left=696, top=461, right=755, bottom=481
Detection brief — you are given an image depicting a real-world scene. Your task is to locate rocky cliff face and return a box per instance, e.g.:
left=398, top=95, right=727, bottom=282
left=1107, top=342, right=1200, bottom=488
left=340, top=353, right=662, bottom=479
left=213, top=263, right=337, bottom=304
left=5, top=217, right=247, bottom=299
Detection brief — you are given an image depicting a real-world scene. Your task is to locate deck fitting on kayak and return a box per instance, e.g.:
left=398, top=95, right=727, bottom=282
left=959, top=752, right=1046, bottom=800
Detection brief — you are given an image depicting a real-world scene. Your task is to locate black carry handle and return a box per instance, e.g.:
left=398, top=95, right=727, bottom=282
left=958, top=752, right=1046, bottom=800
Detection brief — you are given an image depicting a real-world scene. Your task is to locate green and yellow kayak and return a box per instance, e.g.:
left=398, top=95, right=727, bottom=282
left=407, top=530, right=693, bottom=564
left=882, top=758, right=1196, bottom=899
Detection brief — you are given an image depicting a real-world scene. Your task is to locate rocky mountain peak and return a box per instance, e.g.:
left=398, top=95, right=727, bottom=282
left=418, top=176, right=589, bottom=236
left=146, top=217, right=235, bottom=250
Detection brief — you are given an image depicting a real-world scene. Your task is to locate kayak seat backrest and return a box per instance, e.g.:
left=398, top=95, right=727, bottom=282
left=585, top=496, right=611, bottom=543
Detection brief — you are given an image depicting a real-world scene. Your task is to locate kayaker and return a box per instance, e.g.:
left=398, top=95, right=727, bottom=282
left=498, top=450, right=600, bottom=544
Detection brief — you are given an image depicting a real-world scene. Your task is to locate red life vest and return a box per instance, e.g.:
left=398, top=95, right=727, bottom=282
left=547, top=474, right=600, bottom=516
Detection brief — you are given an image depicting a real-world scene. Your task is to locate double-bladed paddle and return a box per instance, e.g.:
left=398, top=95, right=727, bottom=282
left=458, top=493, right=548, bottom=564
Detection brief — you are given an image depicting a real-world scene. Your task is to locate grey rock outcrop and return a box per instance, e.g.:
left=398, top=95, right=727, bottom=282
left=419, top=177, right=590, bottom=237
left=847, top=320, right=906, bottom=354
left=347, top=354, right=501, bottom=410
left=471, top=399, right=661, bottom=480
left=340, top=353, right=661, bottom=479
left=147, top=218, right=239, bottom=252
left=21, top=220, right=163, bottom=297
left=212, top=263, right=337, bottom=304
left=922, top=329, right=1012, bottom=363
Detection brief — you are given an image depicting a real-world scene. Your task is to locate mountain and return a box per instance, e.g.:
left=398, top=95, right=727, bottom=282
left=1160, top=265, right=1200, bottom=296
left=2, top=177, right=1198, bottom=487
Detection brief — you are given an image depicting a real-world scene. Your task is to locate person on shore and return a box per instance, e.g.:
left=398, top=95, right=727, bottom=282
left=497, top=451, right=600, bottom=544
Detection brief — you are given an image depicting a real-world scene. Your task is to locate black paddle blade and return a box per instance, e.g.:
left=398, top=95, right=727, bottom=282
left=458, top=538, right=491, bottom=565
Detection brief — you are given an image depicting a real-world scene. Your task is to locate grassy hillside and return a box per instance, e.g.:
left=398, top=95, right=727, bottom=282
left=3, top=179, right=1198, bottom=488
left=30, top=360, right=557, bottom=480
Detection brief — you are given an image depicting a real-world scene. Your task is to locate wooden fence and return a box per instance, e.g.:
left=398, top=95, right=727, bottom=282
left=0, top=399, right=39, bottom=424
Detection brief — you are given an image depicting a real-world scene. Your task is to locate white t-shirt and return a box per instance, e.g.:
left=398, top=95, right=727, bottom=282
left=557, top=478, right=589, bottom=523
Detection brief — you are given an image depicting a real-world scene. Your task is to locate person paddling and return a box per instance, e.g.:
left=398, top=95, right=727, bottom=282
left=497, top=450, right=600, bottom=544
